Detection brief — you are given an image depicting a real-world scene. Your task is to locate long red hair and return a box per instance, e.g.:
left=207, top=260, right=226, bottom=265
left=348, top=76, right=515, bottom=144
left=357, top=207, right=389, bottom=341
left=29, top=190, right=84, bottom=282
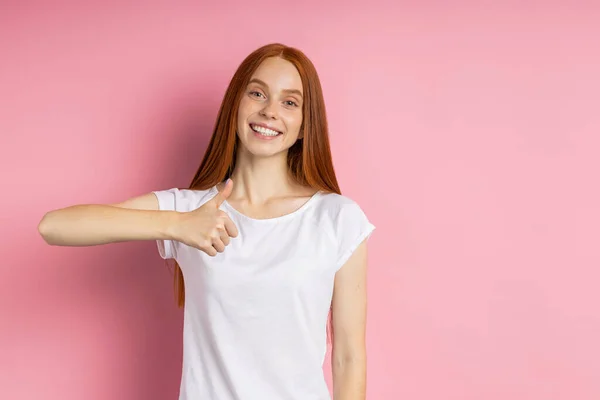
left=171, top=43, right=341, bottom=338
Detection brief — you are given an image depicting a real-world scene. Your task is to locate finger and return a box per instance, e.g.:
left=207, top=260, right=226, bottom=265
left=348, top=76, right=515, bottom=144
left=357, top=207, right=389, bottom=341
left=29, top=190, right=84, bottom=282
left=219, top=229, right=231, bottom=246
left=223, top=215, right=239, bottom=238
left=202, top=245, right=217, bottom=257
left=212, top=178, right=233, bottom=207
left=212, top=237, right=226, bottom=253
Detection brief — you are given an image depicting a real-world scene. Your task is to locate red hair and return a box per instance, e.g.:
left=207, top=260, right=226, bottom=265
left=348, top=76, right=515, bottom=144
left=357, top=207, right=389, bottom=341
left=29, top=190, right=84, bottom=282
left=171, top=43, right=341, bottom=339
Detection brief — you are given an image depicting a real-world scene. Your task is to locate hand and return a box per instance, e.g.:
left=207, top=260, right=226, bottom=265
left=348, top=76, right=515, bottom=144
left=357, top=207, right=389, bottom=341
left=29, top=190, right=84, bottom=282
left=170, top=179, right=239, bottom=256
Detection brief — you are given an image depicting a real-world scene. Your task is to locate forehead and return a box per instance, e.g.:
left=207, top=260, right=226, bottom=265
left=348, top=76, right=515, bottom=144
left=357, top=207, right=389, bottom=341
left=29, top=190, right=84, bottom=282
left=249, top=57, right=303, bottom=93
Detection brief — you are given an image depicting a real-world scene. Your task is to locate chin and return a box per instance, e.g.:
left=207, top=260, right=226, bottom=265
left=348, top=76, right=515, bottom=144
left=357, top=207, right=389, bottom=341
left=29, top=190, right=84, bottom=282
left=237, top=140, right=287, bottom=158
left=245, top=146, right=285, bottom=158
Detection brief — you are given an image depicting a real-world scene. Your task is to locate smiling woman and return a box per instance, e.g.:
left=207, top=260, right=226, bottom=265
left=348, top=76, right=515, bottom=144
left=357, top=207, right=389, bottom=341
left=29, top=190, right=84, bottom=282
left=38, top=43, right=375, bottom=400
left=237, top=57, right=305, bottom=151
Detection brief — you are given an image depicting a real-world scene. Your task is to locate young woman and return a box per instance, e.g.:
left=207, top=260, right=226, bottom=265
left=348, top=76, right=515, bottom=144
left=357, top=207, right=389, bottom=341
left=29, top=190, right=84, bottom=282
left=38, top=43, right=375, bottom=400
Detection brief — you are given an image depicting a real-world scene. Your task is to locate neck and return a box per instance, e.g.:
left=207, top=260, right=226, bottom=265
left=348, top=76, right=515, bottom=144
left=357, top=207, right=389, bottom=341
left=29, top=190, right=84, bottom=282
left=229, top=149, right=296, bottom=205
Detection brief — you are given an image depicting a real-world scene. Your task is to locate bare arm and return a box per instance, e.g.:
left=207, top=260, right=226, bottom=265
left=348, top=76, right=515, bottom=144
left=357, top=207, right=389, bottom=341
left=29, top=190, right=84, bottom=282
left=37, top=192, right=178, bottom=247
left=331, top=239, right=369, bottom=400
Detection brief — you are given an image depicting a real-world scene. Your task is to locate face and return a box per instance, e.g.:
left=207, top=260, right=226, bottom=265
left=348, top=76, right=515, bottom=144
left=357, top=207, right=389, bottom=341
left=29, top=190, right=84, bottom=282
left=236, top=57, right=304, bottom=158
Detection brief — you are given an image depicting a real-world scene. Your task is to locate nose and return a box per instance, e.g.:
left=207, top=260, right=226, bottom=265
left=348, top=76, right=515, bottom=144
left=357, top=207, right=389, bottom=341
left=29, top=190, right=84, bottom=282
left=259, top=101, right=278, bottom=119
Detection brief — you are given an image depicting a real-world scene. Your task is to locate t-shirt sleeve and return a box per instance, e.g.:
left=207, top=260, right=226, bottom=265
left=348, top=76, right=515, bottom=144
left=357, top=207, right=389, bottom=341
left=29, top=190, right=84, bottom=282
left=152, top=187, right=191, bottom=260
left=334, top=201, right=376, bottom=271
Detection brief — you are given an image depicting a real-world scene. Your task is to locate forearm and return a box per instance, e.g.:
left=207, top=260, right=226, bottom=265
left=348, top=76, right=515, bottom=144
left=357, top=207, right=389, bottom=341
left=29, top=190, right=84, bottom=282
left=38, top=204, right=178, bottom=246
left=332, top=358, right=366, bottom=400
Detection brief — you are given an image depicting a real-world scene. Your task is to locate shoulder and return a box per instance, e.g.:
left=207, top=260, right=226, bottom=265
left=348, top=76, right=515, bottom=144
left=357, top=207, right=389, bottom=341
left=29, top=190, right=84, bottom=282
left=152, top=186, right=217, bottom=212
left=311, top=191, right=376, bottom=270
left=315, top=191, right=369, bottom=219
left=312, top=191, right=375, bottom=237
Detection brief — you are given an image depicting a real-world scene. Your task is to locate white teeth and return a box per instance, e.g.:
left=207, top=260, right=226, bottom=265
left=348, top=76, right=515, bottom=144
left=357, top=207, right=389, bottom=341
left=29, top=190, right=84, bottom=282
left=251, top=124, right=280, bottom=136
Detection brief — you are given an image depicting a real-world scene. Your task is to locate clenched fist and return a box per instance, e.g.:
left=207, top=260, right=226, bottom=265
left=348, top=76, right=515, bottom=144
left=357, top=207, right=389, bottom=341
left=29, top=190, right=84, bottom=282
left=169, top=179, right=239, bottom=256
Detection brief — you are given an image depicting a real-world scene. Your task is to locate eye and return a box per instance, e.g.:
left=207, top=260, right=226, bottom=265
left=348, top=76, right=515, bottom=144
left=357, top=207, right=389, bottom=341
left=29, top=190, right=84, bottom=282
left=249, top=91, right=264, bottom=98
left=285, top=100, right=299, bottom=107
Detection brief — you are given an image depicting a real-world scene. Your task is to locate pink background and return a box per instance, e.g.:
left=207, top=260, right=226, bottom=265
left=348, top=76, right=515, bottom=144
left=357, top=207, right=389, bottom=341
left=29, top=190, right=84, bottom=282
left=1, top=1, right=599, bottom=399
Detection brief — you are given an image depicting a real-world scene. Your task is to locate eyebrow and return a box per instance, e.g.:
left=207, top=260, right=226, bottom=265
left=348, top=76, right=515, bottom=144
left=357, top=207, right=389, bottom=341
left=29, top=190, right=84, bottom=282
left=248, top=78, right=303, bottom=98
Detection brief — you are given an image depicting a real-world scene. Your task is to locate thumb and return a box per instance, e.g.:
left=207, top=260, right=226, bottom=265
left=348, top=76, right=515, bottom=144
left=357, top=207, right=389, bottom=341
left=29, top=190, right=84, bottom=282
left=213, top=178, right=233, bottom=207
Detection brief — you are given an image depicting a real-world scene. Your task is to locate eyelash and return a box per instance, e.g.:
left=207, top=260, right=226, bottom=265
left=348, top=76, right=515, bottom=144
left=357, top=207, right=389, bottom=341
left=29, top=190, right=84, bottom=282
left=249, top=91, right=299, bottom=108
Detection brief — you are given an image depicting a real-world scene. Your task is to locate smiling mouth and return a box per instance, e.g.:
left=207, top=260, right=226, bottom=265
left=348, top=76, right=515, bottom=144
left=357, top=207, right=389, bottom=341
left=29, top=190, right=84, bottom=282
left=249, top=124, right=282, bottom=137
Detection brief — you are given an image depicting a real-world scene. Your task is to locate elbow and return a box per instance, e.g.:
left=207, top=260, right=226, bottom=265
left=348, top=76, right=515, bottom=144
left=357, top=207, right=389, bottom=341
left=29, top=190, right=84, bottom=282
left=332, top=344, right=367, bottom=369
left=333, top=353, right=367, bottom=369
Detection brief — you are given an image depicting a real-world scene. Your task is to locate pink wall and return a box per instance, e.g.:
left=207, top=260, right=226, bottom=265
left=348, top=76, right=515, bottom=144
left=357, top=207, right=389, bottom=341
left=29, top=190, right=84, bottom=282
left=1, top=2, right=599, bottom=399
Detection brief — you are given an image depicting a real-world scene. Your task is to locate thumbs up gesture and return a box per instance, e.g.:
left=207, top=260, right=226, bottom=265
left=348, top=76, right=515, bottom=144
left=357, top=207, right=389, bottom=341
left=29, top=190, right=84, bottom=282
left=169, top=179, right=239, bottom=256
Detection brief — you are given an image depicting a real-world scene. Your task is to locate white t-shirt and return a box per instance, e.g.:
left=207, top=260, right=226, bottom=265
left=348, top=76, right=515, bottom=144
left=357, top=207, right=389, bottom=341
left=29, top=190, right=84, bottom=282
left=152, top=185, right=375, bottom=400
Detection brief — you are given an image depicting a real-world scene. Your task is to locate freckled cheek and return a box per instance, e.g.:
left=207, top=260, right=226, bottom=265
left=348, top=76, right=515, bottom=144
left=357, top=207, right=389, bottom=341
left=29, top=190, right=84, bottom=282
left=238, top=98, right=258, bottom=116
left=288, top=116, right=303, bottom=132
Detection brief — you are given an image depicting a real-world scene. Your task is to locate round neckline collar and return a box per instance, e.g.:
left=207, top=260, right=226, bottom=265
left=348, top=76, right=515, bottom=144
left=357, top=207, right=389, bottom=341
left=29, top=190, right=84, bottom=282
left=212, top=186, right=322, bottom=224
